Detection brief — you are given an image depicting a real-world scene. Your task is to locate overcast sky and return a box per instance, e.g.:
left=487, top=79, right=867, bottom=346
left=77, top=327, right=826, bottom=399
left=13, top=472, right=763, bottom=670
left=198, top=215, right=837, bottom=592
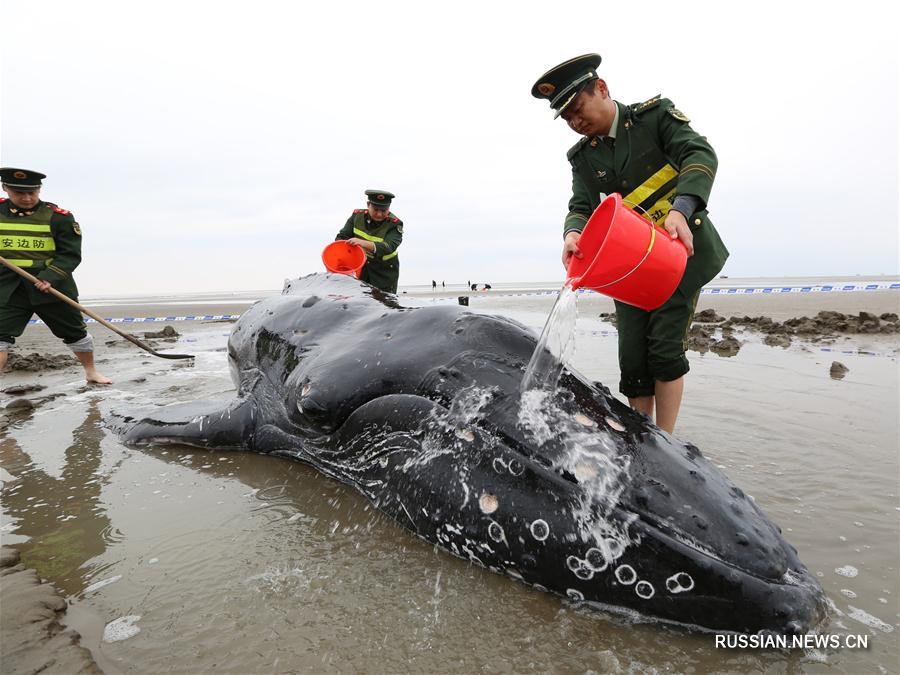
left=2, top=0, right=897, bottom=295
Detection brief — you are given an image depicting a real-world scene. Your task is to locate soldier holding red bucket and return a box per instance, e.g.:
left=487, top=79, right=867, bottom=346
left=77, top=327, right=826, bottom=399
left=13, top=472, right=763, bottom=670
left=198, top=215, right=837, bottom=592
left=331, top=190, right=404, bottom=294
left=532, top=53, right=729, bottom=434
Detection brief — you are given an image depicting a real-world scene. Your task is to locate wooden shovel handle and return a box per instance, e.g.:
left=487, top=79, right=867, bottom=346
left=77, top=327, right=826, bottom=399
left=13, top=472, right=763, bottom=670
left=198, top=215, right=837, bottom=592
left=0, top=256, right=194, bottom=360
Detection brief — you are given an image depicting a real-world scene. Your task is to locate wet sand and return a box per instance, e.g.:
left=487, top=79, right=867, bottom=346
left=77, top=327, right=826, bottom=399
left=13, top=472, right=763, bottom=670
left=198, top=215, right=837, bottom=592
left=1, top=546, right=100, bottom=673
left=1, top=284, right=898, bottom=673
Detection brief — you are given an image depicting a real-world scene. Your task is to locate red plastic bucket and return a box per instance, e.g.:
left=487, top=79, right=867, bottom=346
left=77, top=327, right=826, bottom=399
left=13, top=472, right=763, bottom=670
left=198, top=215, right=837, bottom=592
left=566, top=193, right=688, bottom=310
left=322, top=241, right=366, bottom=278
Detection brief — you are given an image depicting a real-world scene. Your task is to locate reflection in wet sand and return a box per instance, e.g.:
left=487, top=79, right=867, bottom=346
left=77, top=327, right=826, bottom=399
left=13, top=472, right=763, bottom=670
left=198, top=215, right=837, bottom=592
left=1, top=400, right=114, bottom=595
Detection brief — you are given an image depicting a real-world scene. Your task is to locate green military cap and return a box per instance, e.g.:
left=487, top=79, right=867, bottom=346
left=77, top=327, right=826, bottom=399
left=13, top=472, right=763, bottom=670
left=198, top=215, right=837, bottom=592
left=531, top=53, right=602, bottom=118
left=0, top=167, right=46, bottom=190
left=365, top=189, right=394, bottom=210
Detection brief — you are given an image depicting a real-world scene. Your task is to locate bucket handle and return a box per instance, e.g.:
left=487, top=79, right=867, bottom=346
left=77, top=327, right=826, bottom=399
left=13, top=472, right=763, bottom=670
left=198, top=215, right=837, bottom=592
left=622, top=198, right=677, bottom=234
left=586, top=226, right=657, bottom=290
left=578, top=197, right=678, bottom=291
left=581, top=198, right=663, bottom=290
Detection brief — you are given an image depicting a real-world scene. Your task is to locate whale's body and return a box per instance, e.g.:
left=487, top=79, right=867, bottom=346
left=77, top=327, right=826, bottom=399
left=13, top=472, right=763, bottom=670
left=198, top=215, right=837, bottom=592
left=112, top=273, right=827, bottom=633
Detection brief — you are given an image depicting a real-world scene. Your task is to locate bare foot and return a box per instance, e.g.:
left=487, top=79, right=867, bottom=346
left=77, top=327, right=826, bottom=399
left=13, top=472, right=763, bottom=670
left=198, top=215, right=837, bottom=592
left=74, top=352, right=111, bottom=384
left=85, top=370, right=113, bottom=385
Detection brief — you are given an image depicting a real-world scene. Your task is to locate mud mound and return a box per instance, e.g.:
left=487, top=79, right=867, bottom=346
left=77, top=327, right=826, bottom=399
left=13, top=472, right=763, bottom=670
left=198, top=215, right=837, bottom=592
left=723, top=310, right=899, bottom=337
left=144, top=325, right=180, bottom=339
left=5, top=352, right=77, bottom=372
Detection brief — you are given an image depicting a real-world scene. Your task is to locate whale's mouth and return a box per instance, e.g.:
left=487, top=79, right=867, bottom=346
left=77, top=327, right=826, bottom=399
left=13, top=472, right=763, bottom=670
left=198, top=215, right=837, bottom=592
left=633, top=508, right=786, bottom=581
left=628, top=510, right=828, bottom=633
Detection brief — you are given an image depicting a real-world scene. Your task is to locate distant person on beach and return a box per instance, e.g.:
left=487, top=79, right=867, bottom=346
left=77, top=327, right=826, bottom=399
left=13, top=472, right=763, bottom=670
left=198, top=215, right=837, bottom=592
left=532, top=54, right=728, bottom=433
left=335, top=189, right=403, bottom=294
left=0, top=167, right=111, bottom=383
left=442, top=281, right=445, bottom=289
left=432, top=280, right=437, bottom=290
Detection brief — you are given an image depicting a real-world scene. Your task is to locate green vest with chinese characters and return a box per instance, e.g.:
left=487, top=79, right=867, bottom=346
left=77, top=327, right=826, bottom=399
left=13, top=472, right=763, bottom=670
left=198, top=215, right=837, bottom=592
left=0, top=203, right=57, bottom=269
left=0, top=200, right=81, bottom=306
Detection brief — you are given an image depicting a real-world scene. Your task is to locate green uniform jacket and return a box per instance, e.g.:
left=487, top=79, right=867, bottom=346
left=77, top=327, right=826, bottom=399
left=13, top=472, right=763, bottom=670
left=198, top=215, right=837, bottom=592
left=0, top=199, right=82, bottom=306
left=564, top=96, right=729, bottom=291
left=335, top=210, right=403, bottom=293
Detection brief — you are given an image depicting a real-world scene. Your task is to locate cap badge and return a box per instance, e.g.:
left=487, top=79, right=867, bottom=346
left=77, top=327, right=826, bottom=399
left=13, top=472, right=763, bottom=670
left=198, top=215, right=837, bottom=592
left=377, top=194, right=385, bottom=200
left=537, top=83, right=555, bottom=97
left=13, top=171, right=26, bottom=179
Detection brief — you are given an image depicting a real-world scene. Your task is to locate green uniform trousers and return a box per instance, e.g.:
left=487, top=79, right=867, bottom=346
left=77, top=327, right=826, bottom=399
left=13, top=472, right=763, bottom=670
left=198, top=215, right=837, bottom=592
left=614, top=275, right=701, bottom=398
left=0, top=283, right=87, bottom=346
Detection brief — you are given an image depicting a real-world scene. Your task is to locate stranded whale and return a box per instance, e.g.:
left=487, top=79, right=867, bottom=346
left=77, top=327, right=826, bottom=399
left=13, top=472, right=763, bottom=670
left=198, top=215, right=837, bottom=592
left=110, top=273, right=827, bottom=634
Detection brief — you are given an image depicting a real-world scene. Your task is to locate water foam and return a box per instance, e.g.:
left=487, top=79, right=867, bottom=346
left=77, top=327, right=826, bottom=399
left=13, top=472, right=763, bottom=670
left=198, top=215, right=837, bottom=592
left=103, top=615, right=141, bottom=642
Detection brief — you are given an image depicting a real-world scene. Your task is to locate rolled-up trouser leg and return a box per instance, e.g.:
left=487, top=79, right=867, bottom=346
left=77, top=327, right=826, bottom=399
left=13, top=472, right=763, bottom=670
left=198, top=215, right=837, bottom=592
left=66, top=333, right=94, bottom=353
left=615, top=282, right=701, bottom=395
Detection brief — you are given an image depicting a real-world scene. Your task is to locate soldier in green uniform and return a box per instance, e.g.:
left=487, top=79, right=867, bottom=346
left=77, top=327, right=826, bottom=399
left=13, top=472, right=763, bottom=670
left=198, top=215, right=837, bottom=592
left=335, top=189, right=403, bottom=294
left=0, top=168, right=112, bottom=384
left=532, top=54, right=729, bottom=434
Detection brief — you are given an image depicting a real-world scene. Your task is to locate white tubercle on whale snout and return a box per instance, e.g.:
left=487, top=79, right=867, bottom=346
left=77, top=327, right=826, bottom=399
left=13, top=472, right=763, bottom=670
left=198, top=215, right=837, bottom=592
left=479, top=493, right=499, bottom=514
left=574, top=413, right=596, bottom=427
left=606, top=417, right=625, bottom=432
left=456, top=427, right=475, bottom=442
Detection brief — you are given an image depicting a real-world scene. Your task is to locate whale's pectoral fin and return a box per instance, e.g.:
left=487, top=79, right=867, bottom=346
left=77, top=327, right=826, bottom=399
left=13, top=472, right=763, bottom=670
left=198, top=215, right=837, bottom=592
left=107, top=396, right=256, bottom=450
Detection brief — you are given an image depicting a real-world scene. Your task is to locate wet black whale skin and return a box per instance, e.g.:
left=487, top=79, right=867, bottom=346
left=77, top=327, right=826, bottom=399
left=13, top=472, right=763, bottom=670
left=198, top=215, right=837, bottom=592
left=110, top=273, right=827, bottom=634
